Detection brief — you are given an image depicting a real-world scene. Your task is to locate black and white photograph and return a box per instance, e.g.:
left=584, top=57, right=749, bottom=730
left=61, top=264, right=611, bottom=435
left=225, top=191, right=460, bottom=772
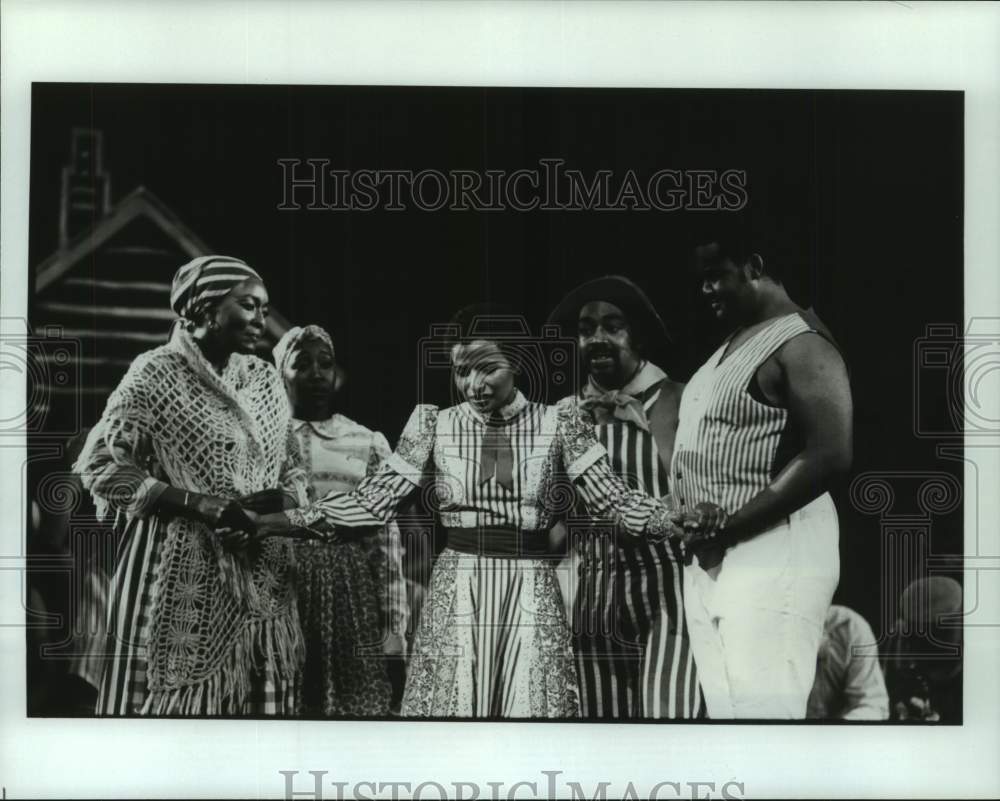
left=2, top=2, right=999, bottom=799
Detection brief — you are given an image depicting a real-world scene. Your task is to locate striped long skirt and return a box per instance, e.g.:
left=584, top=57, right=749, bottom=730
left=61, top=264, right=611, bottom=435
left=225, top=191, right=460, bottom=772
left=96, top=515, right=297, bottom=716
left=401, top=549, right=580, bottom=718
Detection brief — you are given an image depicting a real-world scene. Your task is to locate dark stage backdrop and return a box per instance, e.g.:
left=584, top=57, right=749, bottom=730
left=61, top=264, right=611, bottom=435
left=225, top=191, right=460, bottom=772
left=28, top=84, right=963, bottom=638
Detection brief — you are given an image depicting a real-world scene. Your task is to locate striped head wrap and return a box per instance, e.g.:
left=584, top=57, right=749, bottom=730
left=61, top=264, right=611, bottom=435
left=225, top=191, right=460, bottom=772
left=170, top=255, right=263, bottom=324
left=273, top=324, right=335, bottom=375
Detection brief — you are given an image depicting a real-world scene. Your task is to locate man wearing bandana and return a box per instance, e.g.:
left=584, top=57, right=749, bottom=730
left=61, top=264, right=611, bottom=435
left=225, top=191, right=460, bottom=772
left=549, top=276, right=702, bottom=719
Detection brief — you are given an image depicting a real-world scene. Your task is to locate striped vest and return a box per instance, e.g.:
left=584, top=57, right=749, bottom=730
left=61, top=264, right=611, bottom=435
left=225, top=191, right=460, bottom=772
left=671, top=312, right=817, bottom=513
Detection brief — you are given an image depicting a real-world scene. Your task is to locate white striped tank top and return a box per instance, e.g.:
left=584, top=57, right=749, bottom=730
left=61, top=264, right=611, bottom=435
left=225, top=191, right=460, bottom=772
left=670, top=312, right=818, bottom=514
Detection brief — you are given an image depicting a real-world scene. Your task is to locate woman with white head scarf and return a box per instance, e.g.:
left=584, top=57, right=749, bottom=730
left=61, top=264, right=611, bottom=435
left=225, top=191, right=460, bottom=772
left=246, top=305, right=688, bottom=718
left=273, top=325, right=409, bottom=716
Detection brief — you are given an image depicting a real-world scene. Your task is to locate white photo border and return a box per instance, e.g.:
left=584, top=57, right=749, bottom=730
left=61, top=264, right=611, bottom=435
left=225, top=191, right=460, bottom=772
left=1, top=2, right=998, bottom=798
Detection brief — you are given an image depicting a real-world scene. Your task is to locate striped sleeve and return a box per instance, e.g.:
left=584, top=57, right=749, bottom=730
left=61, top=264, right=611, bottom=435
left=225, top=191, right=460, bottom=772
left=368, top=431, right=410, bottom=637
left=285, top=405, right=436, bottom=530
left=278, top=418, right=310, bottom=507
left=554, top=395, right=673, bottom=538
left=572, top=456, right=675, bottom=541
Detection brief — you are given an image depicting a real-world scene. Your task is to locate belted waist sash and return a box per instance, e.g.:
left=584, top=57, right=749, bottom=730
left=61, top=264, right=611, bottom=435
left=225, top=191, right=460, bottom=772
left=444, top=526, right=552, bottom=560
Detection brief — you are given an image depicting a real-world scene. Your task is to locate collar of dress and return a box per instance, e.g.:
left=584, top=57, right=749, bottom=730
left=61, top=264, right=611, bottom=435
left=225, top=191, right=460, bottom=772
left=293, top=414, right=345, bottom=440
left=462, top=388, right=529, bottom=424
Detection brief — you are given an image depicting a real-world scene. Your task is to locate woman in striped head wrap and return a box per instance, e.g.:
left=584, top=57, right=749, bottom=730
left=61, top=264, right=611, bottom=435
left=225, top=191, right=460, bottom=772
left=75, top=255, right=310, bottom=716
left=170, top=255, right=267, bottom=365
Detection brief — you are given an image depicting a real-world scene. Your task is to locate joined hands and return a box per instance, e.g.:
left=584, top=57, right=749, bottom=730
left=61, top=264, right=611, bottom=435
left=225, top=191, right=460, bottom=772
left=212, top=493, right=330, bottom=553
left=664, top=500, right=731, bottom=567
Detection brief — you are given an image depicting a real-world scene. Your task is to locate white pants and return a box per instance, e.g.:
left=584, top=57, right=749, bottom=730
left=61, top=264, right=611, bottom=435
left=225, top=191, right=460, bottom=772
left=683, top=494, right=840, bottom=719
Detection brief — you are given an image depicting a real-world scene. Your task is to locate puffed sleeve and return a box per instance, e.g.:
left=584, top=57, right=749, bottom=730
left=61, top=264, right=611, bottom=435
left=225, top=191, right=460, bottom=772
left=554, top=397, right=678, bottom=541
left=73, top=355, right=168, bottom=522
left=286, top=404, right=438, bottom=531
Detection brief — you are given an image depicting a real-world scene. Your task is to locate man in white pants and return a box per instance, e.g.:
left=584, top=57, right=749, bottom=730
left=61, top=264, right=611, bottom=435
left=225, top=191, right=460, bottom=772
left=673, top=236, right=853, bottom=718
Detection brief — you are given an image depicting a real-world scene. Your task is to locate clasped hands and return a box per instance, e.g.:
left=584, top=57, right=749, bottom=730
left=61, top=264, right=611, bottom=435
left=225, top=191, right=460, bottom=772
left=192, top=489, right=292, bottom=553
left=201, top=492, right=733, bottom=560
left=666, top=500, right=731, bottom=566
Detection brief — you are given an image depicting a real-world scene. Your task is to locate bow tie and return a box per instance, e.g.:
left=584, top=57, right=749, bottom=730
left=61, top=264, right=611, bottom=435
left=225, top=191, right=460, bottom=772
left=480, top=412, right=515, bottom=492
left=579, top=389, right=650, bottom=432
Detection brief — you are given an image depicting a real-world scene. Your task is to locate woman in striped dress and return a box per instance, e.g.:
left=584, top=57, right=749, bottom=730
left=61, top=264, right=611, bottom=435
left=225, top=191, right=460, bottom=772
left=273, top=325, right=409, bottom=716
left=243, top=308, right=684, bottom=718
left=74, top=256, right=308, bottom=715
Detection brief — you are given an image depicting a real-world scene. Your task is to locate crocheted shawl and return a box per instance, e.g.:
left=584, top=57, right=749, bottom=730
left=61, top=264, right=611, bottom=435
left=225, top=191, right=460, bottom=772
left=78, top=326, right=308, bottom=714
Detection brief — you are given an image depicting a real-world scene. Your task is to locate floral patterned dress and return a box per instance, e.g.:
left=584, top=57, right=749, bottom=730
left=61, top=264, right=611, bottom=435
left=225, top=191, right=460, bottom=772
left=287, top=391, right=677, bottom=719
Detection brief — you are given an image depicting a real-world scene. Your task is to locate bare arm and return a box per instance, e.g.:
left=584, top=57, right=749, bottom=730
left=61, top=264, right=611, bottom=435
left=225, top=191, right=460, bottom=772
left=708, top=332, right=853, bottom=548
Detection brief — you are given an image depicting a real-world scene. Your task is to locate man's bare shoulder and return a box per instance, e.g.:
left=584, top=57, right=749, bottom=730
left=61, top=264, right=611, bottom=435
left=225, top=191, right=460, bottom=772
left=655, top=377, right=685, bottom=404
left=775, top=330, right=845, bottom=372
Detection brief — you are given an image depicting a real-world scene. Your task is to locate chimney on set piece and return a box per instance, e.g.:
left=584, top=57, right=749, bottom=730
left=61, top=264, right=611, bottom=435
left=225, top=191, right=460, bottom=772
left=59, top=128, right=111, bottom=248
